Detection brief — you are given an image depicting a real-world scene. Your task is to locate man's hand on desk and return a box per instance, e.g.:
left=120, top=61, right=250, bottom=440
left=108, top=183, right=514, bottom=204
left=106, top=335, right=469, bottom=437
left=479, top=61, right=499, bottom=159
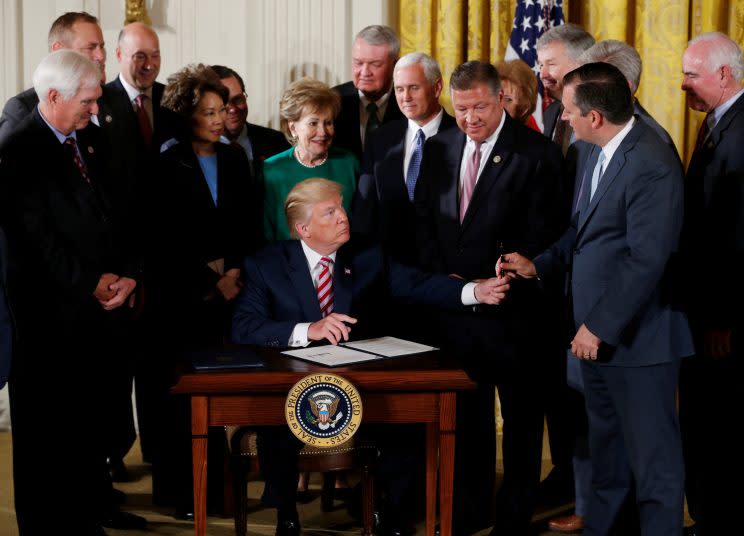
left=308, top=313, right=358, bottom=345
left=473, top=276, right=510, bottom=305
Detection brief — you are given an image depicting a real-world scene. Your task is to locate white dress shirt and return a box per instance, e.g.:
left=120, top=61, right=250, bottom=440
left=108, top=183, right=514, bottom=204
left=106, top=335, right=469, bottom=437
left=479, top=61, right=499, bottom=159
left=458, top=111, right=506, bottom=192
left=403, top=108, right=444, bottom=183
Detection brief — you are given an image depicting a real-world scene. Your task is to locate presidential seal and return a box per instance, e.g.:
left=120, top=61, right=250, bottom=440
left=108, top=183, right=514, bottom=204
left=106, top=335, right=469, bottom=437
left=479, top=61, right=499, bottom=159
left=285, top=373, right=362, bottom=447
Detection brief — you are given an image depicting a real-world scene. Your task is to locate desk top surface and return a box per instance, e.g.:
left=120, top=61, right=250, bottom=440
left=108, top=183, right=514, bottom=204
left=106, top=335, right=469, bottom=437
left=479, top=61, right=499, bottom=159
left=171, top=347, right=476, bottom=394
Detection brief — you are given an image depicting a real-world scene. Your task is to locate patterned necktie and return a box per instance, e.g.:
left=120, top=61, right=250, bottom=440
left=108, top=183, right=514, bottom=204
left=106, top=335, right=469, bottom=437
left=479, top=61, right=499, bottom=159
left=316, top=257, right=334, bottom=317
left=406, top=128, right=425, bottom=201
left=134, top=93, right=153, bottom=149
left=460, top=141, right=482, bottom=222
left=694, top=113, right=711, bottom=151
left=64, top=137, right=91, bottom=184
left=365, top=101, right=380, bottom=138
left=589, top=151, right=606, bottom=200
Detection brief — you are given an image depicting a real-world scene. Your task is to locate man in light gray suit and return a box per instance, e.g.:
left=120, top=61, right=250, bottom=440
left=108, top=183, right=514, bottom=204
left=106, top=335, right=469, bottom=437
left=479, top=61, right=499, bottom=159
left=500, top=62, right=693, bottom=536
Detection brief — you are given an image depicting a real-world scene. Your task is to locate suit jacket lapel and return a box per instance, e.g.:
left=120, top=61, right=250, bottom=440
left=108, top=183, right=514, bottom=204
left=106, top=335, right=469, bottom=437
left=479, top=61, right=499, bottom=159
left=286, top=241, right=323, bottom=321
left=446, top=131, right=466, bottom=223
left=460, top=116, right=515, bottom=231
left=379, top=122, right=408, bottom=202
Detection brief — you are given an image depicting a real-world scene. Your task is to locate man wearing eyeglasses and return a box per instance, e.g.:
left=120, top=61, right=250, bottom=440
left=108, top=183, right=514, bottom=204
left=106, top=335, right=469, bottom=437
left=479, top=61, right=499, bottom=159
left=212, top=64, right=290, bottom=178
left=98, top=20, right=167, bottom=490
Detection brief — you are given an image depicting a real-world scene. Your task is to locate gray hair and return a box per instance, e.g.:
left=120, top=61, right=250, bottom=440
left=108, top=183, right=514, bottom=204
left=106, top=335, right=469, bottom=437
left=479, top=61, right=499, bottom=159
left=394, top=52, right=442, bottom=84
left=536, top=23, right=595, bottom=62
left=579, top=40, right=641, bottom=93
left=688, top=32, right=744, bottom=82
left=354, top=25, right=400, bottom=59
left=33, top=49, right=101, bottom=103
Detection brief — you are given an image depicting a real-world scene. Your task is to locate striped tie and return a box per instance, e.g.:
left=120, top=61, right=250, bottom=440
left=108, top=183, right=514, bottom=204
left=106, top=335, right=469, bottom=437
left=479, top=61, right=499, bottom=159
left=316, top=257, right=334, bottom=317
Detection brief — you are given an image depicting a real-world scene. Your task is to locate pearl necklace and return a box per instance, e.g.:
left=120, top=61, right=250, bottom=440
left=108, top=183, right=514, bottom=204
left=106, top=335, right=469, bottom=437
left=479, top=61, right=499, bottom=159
left=295, top=148, right=328, bottom=168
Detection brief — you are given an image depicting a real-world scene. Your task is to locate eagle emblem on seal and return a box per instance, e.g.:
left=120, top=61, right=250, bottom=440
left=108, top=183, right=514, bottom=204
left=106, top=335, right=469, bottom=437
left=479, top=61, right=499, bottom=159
left=307, top=390, right=344, bottom=430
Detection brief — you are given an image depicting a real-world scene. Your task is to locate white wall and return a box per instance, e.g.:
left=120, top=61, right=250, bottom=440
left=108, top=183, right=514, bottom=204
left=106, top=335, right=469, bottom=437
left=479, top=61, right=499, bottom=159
left=1, top=0, right=397, bottom=129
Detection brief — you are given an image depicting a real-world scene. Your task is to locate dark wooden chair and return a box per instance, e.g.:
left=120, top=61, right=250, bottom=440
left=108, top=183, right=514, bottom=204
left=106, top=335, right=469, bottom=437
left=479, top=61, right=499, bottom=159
left=226, top=426, right=378, bottom=536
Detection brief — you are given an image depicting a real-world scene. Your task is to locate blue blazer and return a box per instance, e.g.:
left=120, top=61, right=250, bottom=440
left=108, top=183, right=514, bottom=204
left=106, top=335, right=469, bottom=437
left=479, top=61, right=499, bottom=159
left=535, top=119, right=693, bottom=366
left=231, top=238, right=467, bottom=348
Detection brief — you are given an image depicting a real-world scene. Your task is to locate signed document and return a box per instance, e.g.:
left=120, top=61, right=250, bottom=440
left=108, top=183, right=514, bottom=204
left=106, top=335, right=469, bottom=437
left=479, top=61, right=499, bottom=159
left=341, top=336, right=437, bottom=357
left=282, top=336, right=437, bottom=367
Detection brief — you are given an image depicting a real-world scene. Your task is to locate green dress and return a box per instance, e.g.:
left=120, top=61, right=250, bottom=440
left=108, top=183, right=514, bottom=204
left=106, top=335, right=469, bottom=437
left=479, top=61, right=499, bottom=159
left=262, top=146, right=359, bottom=241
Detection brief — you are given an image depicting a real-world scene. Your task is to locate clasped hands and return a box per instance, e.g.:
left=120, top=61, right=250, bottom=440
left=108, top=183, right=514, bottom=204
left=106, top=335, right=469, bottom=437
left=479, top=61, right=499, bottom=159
left=497, top=252, right=601, bottom=361
left=94, top=273, right=137, bottom=311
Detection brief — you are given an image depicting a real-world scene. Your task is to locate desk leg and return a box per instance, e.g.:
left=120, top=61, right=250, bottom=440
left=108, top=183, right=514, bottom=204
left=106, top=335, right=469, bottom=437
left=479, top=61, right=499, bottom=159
left=426, top=421, right=439, bottom=536
left=191, top=396, right=209, bottom=536
left=438, top=392, right=457, bottom=536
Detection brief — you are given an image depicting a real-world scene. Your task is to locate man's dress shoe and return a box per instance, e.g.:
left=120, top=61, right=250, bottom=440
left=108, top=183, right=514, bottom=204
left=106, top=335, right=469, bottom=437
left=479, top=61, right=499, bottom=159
left=107, top=457, right=131, bottom=482
left=548, top=513, right=585, bottom=533
left=683, top=524, right=698, bottom=536
left=100, top=510, right=147, bottom=530
left=275, top=515, right=301, bottom=536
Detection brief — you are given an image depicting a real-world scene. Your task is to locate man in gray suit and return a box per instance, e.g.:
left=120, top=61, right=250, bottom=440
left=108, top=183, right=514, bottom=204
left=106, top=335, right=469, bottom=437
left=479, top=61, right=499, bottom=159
left=501, top=62, right=693, bottom=536
left=0, top=11, right=106, bottom=147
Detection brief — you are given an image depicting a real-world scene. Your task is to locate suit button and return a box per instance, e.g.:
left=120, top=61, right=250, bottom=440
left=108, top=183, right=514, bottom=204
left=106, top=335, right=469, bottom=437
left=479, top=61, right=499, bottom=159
left=574, top=248, right=580, bottom=255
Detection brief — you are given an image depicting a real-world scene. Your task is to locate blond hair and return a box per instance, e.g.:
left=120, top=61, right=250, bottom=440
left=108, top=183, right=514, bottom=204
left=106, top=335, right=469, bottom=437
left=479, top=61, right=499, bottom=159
left=284, top=179, right=343, bottom=239
left=279, top=78, right=341, bottom=143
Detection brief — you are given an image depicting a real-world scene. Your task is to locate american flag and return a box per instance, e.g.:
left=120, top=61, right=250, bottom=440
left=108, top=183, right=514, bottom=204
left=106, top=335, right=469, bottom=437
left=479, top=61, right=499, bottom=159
left=504, top=0, right=565, bottom=130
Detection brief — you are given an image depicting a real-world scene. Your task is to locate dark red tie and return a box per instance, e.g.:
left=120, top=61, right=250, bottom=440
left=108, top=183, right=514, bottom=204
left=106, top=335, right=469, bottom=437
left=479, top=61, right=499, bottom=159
left=134, top=93, right=153, bottom=149
left=316, top=257, right=334, bottom=317
left=64, top=137, right=90, bottom=184
left=694, top=114, right=711, bottom=151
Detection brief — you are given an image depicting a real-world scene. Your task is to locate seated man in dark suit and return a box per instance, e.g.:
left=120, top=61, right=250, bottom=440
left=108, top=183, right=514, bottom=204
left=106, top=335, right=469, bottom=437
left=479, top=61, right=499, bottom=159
left=212, top=64, right=290, bottom=177
left=232, top=178, right=508, bottom=536
left=333, top=25, right=404, bottom=160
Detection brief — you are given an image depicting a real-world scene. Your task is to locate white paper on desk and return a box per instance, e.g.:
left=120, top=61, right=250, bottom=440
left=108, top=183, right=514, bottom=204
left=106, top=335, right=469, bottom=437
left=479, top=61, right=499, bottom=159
left=341, top=336, right=437, bottom=357
left=282, top=345, right=382, bottom=366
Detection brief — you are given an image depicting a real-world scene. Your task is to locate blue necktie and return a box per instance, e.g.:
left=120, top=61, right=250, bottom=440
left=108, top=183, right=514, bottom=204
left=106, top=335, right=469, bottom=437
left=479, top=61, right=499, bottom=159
left=589, top=151, right=606, bottom=200
left=406, top=129, right=425, bottom=201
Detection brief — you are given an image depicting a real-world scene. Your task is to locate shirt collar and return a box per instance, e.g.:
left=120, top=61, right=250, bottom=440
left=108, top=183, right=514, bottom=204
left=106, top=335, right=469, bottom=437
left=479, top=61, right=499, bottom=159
left=118, top=73, right=153, bottom=102
left=600, top=116, right=635, bottom=166
left=37, top=104, right=76, bottom=144
left=710, top=88, right=744, bottom=127
left=300, top=240, right=337, bottom=270
left=407, top=108, right=444, bottom=139
left=359, top=88, right=392, bottom=109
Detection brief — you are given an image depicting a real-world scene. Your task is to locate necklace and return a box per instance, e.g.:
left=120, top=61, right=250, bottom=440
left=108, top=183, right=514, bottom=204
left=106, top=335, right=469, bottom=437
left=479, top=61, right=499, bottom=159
left=295, top=148, right=328, bottom=168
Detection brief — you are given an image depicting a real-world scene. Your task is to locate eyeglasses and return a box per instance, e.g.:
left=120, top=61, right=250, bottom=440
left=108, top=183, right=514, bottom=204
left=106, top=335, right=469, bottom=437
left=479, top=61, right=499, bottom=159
left=130, top=52, right=160, bottom=64
left=227, top=93, right=248, bottom=108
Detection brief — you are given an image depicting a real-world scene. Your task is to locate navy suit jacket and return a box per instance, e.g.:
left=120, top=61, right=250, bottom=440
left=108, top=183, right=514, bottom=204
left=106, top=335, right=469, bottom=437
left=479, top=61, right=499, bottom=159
left=231, top=238, right=467, bottom=348
left=352, top=112, right=456, bottom=263
left=332, top=81, right=404, bottom=161
left=0, top=88, right=38, bottom=148
left=680, top=94, right=744, bottom=339
left=535, top=119, right=693, bottom=366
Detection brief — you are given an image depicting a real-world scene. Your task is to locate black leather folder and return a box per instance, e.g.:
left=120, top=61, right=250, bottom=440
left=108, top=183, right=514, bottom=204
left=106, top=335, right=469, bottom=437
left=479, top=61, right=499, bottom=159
left=190, top=346, right=265, bottom=371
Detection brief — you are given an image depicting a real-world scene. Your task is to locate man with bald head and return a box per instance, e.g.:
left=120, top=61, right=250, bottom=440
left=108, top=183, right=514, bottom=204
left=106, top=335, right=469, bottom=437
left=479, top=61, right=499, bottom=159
left=678, top=31, right=744, bottom=536
left=99, top=21, right=166, bottom=479
left=0, top=11, right=106, bottom=146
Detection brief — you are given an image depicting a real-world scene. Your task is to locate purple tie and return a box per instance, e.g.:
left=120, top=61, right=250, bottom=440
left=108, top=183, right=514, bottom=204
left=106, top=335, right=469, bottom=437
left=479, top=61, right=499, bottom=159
left=460, top=141, right=482, bottom=222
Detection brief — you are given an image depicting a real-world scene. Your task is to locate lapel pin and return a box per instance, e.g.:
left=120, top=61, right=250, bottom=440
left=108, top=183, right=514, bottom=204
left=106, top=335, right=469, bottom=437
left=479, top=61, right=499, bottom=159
left=105, top=115, right=113, bottom=123
left=493, top=155, right=502, bottom=164
left=344, top=268, right=351, bottom=275
left=87, top=146, right=94, bottom=154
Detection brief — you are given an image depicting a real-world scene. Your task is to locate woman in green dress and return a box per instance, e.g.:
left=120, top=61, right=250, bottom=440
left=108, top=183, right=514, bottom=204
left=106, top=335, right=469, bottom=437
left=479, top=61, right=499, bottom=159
left=263, top=77, right=359, bottom=241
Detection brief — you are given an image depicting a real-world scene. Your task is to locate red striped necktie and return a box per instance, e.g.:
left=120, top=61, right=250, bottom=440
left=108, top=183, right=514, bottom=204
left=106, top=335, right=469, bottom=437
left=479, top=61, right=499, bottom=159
left=316, top=257, right=334, bottom=317
left=64, top=137, right=91, bottom=184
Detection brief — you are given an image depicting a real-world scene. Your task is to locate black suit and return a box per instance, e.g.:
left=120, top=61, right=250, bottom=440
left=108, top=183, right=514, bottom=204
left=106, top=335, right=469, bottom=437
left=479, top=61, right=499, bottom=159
left=244, top=121, right=290, bottom=162
left=332, top=81, right=404, bottom=161
left=353, top=112, right=456, bottom=265
left=146, top=139, right=263, bottom=509
left=678, top=94, right=744, bottom=535
left=416, top=114, right=565, bottom=534
left=0, top=109, right=138, bottom=534
left=0, top=88, right=38, bottom=148
left=0, top=226, right=12, bottom=389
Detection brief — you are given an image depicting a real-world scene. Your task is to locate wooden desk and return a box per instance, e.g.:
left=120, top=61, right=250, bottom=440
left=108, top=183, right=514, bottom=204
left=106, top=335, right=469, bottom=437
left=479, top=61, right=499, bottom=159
left=171, top=348, right=476, bottom=536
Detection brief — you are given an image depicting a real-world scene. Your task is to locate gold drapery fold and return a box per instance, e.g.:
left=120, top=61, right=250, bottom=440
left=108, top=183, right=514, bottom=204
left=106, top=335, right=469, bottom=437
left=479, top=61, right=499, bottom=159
left=399, top=0, right=744, bottom=164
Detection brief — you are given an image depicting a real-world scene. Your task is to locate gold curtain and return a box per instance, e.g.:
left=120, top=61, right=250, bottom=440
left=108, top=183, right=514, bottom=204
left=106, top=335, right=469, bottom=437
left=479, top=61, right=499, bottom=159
left=398, top=0, right=744, bottom=164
